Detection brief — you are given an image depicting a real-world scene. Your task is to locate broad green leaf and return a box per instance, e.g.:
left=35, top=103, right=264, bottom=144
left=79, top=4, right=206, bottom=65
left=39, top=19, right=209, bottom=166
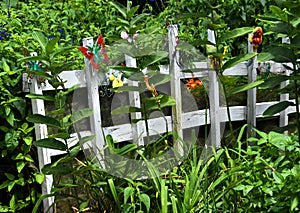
left=228, top=80, right=264, bottom=96
left=79, top=200, right=90, bottom=211
left=112, top=106, right=142, bottom=115
left=139, top=51, right=168, bottom=70
left=139, top=194, right=150, bottom=213
left=23, top=136, right=33, bottom=146
left=222, top=52, right=257, bottom=70
left=34, top=173, right=44, bottom=184
left=27, top=114, right=61, bottom=128
left=259, top=75, right=289, bottom=89
left=109, top=1, right=127, bottom=19
left=257, top=52, right=274, bottom=62
left=48, top=132, right=70, bottom=140
left=32, top=31, right=47, bottom=52
left=16, top=161, right=25, bottom=173
left=291, top=196, right=299, bottom=211
left=46, top=36, right=59, bottom=55
left=291, top=17, right=300, bottom=27
left=26, top=94, right=55, bottom=101
left=78, top=135, right=95, bottom=145
left=273, top=171, right=284, bottom=184
left=219, top=27, right=253, bottom=43
left=108, top=179, right=121, bottom=210
left=115, top=143, right=138, bottom=156
left=113, top=85, right=143, bottom=92
left=51, top=46, right=76, bottom=59
left=34, top=138, right=67, bottom=151
left=71, top=108, right=93, bottom=124
left=124, top=187, right=135, bottom=204
left=127, top=5, right=139, bottom=19
left=42, top=163, right=72, bottom=175
left=268, top=131, right=290, bottom=150
left=130, top=13, right=148, bottom=26
left=263, top=101, right=294, bottom=117
left=110, top=66, right=140, bottom=73
left=68, top=140, right=80, bottom=155
left=270, top=5, right=288, bottom=22
left=2, top=60, right=11, bottom=74
left=148, top=73, right=171, bottom=86
left=207, top=23, right=227, bottom=30
left=52, top=62, right=76, bottom=75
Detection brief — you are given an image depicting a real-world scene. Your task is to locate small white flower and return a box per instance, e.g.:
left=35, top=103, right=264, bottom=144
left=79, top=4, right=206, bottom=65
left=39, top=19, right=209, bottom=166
left=121, top=31, right=129, bottom=39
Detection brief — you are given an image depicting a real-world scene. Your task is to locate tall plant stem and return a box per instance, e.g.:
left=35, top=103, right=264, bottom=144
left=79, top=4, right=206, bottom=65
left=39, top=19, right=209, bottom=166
left=220, top=77, right=236, bottom=142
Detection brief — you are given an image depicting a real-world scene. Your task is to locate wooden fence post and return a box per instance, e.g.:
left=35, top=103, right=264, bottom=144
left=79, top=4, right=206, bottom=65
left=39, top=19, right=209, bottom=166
left=83, top=38, right=105, bottom=166
left=29, top=53, right=54, bottom=213
left=247, top=33, right=257, bottom=137
left=279, top=37, right=290, bottom=132
left=207, top=29, right=221, bottom=148
left=168, top=25, right=183, bottom=156
left=125, top=55, right=144, bottom=146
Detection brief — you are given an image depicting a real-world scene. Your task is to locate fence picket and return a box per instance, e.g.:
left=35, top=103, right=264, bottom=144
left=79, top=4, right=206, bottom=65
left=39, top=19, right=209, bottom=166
left=82, top=38, right=105, bottom=164
left=168, top=25, right=184, bottom=155
left=207, top=29, right=221, bottom=148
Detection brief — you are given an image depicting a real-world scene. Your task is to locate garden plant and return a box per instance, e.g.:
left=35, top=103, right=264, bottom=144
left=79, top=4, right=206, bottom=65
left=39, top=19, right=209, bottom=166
left=0, top=0, right=299, bottom=212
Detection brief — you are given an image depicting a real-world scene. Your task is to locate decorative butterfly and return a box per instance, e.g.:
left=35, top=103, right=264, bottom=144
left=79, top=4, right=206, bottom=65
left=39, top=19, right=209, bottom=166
left=78, top=34, right=109, bottom=69
left=22, top=46, right=45, bottom=83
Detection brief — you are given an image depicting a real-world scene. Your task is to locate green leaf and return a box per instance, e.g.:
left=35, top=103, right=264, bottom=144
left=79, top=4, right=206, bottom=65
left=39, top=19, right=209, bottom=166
left=259, top=75, right=289, bottom=89
left=34, top=138, right=67, bottom=151
left=112, top=106, right=142, bottom=115
left=139, top=194, right=150, bottom=213
left=291, top=196, right=299, bottom=211
left=78, top=135, right=95, bottom=145
left=270, top=5, right=288, bottom=22
left=127, top=5, right=139, bottom=19
left=46, top=36, right=59, bottom=55
left=263, top=101, right=294, bottom=117
left=139, top=51, right=168, bottom=70
left=42, top=163, right=72, bottom=175
left=34, top=173, right=45, bottom=184
left=2, top=60, right=11, bottom=74
left=114, top=143, right=138, bottom=156
left=16, top=161, right=25, bottom=173
left=228, top=80, right=264, bottom=96
left=111, top=66, right=140, bottom=73
left=108, top=179, right=121, bottom=211
left=124, top=187, right=135, bottom=204
left=257, top=52, right=275, bottom=62
left=27, top=114, right=61, bottom=128
left=222, top=52, right=257, bottom=70
left=219, top=27, right=253, bottom=43
left=109, top=1, right=127, bottom=19
left=130, top=13, right=148, bottom=26
left=71, top=108, right=93, bottom=124
left=51, top=46, right=76, bottom=59
left=25, top=94, right=55, bottom=101
left=32, top=31, right=47, bottom=52
left=148, top=73, right=171, bottom=86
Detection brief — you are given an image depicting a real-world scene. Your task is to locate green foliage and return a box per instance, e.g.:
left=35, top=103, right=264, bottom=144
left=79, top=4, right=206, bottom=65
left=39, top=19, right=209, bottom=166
left=257, top=1, right=300, bottom=134
left=0, top=50, right=42, bottom=212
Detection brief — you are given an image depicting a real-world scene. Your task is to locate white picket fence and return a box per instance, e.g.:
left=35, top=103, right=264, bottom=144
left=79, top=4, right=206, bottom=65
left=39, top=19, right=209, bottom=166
left=23, top=26, right=295, bottom=212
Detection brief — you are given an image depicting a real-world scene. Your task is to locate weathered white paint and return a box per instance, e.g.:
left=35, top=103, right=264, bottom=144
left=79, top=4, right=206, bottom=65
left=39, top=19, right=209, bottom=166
left=207, top=29, right=221, bottom=148
left=168, top=25, right=184, bottom=155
